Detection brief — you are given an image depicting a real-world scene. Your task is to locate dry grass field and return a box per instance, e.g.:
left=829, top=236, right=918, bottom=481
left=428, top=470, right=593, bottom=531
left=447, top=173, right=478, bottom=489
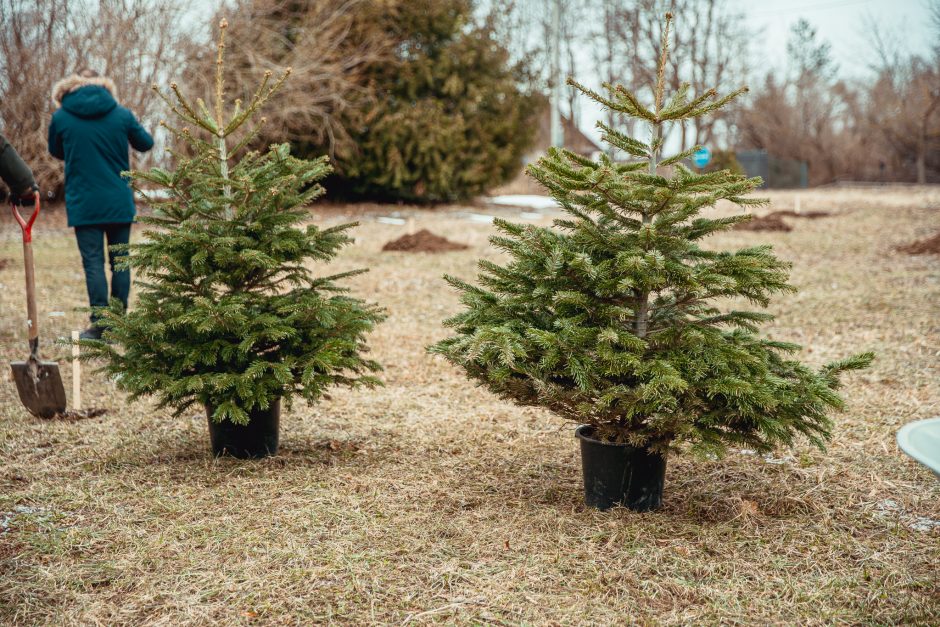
left=0, top=188, right=938, bottom=625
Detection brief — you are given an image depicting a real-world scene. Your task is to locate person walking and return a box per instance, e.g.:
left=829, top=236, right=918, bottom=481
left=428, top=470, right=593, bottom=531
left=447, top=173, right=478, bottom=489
left=48, top=69, right=154, bottom=340
left=0, top=132, right=39, bottom=205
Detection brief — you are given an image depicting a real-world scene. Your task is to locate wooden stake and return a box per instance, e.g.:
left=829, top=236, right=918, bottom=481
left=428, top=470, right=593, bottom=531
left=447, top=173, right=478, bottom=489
left=71, top=330, right=81, bottom=410
left=407, top=217, right=416, bottom=235
left=795, top=193, right=801, bottom=214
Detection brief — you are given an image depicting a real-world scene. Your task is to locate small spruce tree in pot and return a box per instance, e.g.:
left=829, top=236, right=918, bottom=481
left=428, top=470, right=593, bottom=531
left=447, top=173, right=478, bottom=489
left=430, top=14, right=872, bottom=510
left=83, top=20, right=384, bottom=458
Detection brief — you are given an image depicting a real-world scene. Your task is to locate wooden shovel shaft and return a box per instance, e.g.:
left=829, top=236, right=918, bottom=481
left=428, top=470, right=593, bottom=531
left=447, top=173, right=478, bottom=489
left=22, top=237, right=39, bottom=348
left=12, top=194, right=41, bottom=353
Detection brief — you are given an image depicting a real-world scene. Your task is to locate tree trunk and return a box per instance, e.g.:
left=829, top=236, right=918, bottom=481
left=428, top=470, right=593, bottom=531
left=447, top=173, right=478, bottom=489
left=916, top=147, right=926, bottom=184
left=635, top=123, right=661, bottom=339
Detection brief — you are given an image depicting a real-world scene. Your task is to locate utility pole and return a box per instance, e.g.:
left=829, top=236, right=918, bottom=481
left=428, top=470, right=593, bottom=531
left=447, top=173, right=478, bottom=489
left=550, top=0, right=563, bottom=148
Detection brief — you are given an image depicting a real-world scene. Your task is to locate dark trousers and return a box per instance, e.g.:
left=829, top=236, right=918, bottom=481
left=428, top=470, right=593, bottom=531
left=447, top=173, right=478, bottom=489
left=74, top=223, right=132, bottom=324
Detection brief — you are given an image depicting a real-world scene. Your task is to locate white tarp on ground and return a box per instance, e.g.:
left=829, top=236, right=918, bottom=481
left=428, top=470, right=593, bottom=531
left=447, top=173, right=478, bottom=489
left=486, top=195, right=559, bottom=210
left=136, top=188, right=172, bottom=200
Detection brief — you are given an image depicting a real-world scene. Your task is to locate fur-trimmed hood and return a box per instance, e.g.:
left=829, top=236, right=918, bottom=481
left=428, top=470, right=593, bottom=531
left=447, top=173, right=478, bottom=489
left=52, top=75, right=118, bottom=108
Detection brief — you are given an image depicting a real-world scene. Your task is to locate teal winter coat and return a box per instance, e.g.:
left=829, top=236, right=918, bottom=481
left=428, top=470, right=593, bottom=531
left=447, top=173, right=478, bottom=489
left=48, top=76, right=154, bottom=227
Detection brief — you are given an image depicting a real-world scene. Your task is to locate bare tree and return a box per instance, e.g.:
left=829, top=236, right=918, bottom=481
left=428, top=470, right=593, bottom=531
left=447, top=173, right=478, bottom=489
left=867, top=60, right=940, bottom=184
left=0, top=0, right=196, bottom=195
left=598, top=0, right=749, bottom=151
left=481, top=0, right=592, bottom=124
left=735, top=20, right=861, bottom=185
left=0, top=0, right=70, bottom=194
left=932, top=0, right=940, bottom=61
left=593, top=0, right=643, bottom=143
left=861, top=9, right=940, bottom=184
left=735, top=13, right=940, bottom=186
left=191, top=0, right=392, bottom=160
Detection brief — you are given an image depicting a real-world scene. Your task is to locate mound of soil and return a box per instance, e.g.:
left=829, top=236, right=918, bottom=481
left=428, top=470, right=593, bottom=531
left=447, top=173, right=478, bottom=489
left=382, top=229, right=469, bottom=253
left=895, top=231, right=940, bottom=256
left=0, top=258, right=9, bottom=270
left=766, top=210, right=832, bottom=219
left=52, top=408, right=109, bottom=421
left=734, top=215, right=792, bottom=232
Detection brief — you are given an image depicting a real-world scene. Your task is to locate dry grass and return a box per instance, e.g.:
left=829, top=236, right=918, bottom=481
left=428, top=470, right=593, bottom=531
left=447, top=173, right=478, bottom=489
left=0, top=188, right=938, bottom=625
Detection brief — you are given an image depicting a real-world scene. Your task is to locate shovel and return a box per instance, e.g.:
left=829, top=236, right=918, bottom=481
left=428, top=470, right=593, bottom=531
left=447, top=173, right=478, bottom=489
left=9, top=193, right=66, bottom=418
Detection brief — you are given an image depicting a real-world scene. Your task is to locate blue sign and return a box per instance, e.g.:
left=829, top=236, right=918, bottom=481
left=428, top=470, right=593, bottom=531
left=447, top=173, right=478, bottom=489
left=692, top=146, right=711, bottom=168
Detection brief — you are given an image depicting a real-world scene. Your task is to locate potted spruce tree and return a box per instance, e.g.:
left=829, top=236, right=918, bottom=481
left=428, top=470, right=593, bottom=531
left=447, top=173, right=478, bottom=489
left=82, top=20, right=384, bottom=458
left=431, top=14, right=872, bottom=511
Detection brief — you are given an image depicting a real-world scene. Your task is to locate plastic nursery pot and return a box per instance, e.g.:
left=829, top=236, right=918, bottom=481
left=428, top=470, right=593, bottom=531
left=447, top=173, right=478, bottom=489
left=575, top=424, right=667, bottom=512
left=205, top=399, right=281, bottom=459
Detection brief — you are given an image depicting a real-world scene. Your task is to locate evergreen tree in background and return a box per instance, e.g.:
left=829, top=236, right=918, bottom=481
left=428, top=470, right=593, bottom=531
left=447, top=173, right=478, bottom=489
left=82, top=20, right=384, bottom=424
left=338, top=0, right=540, bottom=202
left=432, top=14, right=872, bottom=455
left=220, top=0, right=540, bottom=203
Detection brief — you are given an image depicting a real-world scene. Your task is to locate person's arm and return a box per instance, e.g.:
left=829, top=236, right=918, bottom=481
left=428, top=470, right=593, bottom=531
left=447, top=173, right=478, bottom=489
left=48, top=115, right=65, bottom=160
left=127, top=112, right=154, bottom=153
left=0, top=132, right=38, bottom=199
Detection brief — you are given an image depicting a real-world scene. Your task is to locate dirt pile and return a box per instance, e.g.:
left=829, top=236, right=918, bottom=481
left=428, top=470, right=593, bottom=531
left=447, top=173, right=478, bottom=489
left=52, top=408, right=109, bottom=421
left=895, top=231, right=940, bottom=256
left=734, top=214, right=792, bottom=232
left=0, top=258, right=9, bottom=270
left=382, top=229, right=469, bottom=253
left=766, top=210, right=832, bottom=219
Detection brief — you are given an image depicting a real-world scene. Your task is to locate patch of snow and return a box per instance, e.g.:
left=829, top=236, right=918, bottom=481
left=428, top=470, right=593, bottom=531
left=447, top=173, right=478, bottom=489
left=487, top=195, right=560, bottom=210
left=1, top=505, right=47, bottom=533
left=376, top=216, right=407, bottom=225
left=519, top=211, right=545, bottom=220
left=910, top=517, right=940, bottom=532
left=137, top=188, right=171, bottom=200
left=464, top=213, right=496, bottom=224
left=875, top=498, right=940, bottom=532
left=734, top=448, right=795, bottom=465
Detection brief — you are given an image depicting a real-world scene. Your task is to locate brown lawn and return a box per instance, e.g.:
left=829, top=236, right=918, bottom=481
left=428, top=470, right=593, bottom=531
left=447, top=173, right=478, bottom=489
left=0, top=187, right=938, bottom=625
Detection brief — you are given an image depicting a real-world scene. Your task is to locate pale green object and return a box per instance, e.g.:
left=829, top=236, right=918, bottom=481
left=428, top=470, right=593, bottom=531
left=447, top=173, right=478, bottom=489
left=897, top=418, right=940, bottom=478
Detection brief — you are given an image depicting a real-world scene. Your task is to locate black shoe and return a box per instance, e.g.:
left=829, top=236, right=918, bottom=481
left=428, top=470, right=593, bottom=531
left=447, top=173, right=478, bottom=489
left=79, top=326, right=104, bottom=341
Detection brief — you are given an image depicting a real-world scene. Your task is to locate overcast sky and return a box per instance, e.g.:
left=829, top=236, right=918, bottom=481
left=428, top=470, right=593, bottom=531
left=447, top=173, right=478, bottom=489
left=191, top=0, right=937, bottom=147
left=739, top=0, right=935, bottom=79
left=574, top=0, right=937, bottom=145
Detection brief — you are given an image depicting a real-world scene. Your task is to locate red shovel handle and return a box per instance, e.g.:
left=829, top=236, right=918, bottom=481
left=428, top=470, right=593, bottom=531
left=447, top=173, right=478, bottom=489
left=11, top=192, right=40, bottom=243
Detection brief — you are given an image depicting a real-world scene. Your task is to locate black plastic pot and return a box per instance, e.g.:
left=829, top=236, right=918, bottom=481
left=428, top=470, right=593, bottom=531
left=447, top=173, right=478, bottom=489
left=205, top=400, right=281, bottom=459
left=575, top=424, right=667, bottom=512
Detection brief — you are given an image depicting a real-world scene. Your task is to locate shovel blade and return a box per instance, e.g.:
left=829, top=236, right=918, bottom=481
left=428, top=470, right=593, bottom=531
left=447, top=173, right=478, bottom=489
left=10, top=360, right=67, bottom=418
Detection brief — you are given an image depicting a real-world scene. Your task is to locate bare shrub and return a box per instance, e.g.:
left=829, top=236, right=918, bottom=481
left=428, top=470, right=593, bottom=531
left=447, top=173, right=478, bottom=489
left=189, top=0, right=392, bottom=159
left=735, top=15, right=940, bottom=185
left=0, top=0, right=195, bottom=197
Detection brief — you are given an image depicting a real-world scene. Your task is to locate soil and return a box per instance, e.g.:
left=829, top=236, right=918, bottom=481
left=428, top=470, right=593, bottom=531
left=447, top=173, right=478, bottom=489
left=734, top=214, right=793, bottom=232
left=382, top=229, right=469, bottom=253
left=51, top=408, right=109, bottom=421
left=766, top=210, right=832, bottom=219
left=0, top=258, right=9, bottom=270
left=895, top=231, right=940, bottom=255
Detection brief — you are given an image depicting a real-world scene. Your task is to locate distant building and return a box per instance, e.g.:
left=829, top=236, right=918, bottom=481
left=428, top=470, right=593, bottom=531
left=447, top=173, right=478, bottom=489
left=491, top=106, right=602, bottom=196
left=736, top=150, right=809, bottom=189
